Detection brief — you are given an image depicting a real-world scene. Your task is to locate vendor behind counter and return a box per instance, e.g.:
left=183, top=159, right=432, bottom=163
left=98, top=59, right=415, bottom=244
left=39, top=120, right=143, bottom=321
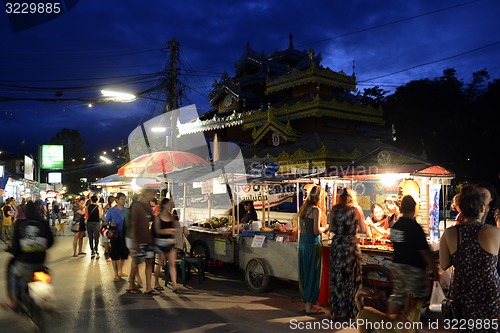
left=240, top=200, right=258, bottom=229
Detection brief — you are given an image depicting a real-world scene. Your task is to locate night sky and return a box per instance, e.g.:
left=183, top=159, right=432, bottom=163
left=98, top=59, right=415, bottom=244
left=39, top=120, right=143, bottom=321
left=1, top=0, right=499, bottom=161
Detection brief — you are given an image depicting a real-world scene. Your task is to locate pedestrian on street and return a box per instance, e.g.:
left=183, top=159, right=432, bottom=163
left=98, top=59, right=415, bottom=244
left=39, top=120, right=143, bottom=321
left=131, top=188, right=158, bottom=295
left=72, top=197, right=86, bottom=257
left=104, top=192, right=129, bottom=282
left=102, top=195, right=116, bottom=261
left=297, top=185, right=328, bottom=314
left=328, top=188, right=367, bottom=320
left=86, top=195, right=103, bottom=259
left=125, top=193, right=143, bottom=293
left=152, top=197, right=180, bottom=292
left=51, top=199, right=62, bottom=226
left=388, top=195, right=439, bottom=315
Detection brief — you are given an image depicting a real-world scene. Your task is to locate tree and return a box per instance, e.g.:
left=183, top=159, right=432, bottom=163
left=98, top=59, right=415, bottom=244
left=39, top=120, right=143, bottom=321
left=357, top=86, right=389, bottom=108
left=49, top=129, right=86, bottom=194
left=381, top=68, right=497, bottom=184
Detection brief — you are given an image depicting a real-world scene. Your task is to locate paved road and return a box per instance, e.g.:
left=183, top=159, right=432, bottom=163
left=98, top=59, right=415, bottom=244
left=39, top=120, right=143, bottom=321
left=0, top=224, right=451, bottom=333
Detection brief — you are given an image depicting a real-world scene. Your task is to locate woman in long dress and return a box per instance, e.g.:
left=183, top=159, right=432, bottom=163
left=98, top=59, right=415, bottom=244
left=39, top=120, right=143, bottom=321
left=329, top=188, right=367, bottom=319
left=298, top=185, right=328, bottom=314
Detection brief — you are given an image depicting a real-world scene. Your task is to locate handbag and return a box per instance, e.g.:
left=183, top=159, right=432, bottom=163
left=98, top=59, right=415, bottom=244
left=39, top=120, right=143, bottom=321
left=442, top=229, right=459, bottom=319
left=441, top=267, right=456, bottom=319
left=429, top=281, right=446, bottom=312
left=71, top=222, right=80, bottom=232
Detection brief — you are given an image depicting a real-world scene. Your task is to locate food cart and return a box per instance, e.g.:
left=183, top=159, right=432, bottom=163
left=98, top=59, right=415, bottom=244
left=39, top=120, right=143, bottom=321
left=170, top=161, right=453, bottom=295
left=167, top=164, right=308, bottom=292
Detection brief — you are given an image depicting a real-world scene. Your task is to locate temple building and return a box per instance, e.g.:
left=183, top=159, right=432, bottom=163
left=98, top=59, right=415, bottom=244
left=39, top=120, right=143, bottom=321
left=178, top=35, right=429, bottom=176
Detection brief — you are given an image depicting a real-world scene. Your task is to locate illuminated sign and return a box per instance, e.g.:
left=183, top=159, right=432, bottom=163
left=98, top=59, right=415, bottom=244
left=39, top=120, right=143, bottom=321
left=24, top=155, right=34, bottom=180
left=41, top=145, right=64, bottom=169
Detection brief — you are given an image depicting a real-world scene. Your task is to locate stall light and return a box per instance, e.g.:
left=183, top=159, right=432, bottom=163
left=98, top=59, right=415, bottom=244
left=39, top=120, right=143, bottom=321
left=381, top=173, right=399, bottom=187
left=100, top=156, right=112, bottom=164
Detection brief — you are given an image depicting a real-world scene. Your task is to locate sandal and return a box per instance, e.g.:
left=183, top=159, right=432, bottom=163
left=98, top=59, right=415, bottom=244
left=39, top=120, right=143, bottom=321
left=126, top=288, right=142, bottom=294
left=154, top=286, right=164, bottom=291
left=144, top=289, right=161, bottom=295
left=78, top=252, right=86, bottom=255
left=72, top=254, right=78, bottom=257
left=303, top=308, right=325, bottom=315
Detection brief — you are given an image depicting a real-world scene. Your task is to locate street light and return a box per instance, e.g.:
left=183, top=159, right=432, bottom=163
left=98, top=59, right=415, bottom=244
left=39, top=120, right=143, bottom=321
left=100, top=156, right=112, bottom=164
left=100, top=90, right=136, bottom=103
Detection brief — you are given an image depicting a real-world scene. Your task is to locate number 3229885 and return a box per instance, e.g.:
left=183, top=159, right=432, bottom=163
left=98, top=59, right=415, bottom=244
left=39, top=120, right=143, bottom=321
left=444, top=319, right=498, bottom=331
left=5, top=2, right=61, bottom=14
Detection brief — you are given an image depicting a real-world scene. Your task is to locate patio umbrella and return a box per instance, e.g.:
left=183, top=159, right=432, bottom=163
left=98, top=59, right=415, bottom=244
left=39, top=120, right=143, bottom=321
left=117, top=151, right=208, bottom=178
left=45, top=190, right=62, bottom=198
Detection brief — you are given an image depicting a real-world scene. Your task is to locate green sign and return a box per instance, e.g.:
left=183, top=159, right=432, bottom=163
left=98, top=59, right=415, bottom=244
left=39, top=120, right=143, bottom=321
left=41, top=145, right=64, bottom=169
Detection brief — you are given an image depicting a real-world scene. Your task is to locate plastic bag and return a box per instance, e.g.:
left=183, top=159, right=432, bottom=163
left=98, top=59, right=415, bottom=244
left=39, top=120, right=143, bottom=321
left=429, top=281, right=446, bottom=312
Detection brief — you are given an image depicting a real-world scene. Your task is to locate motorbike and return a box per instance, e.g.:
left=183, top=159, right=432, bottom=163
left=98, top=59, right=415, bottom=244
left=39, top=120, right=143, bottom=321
left=7, top=257, right=55, bottom=332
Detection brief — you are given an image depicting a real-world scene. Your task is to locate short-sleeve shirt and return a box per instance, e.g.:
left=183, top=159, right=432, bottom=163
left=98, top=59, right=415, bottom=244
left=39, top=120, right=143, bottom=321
left=105, top=206, right=126, bottom=235
left=390, top=217, right=430, bottom=270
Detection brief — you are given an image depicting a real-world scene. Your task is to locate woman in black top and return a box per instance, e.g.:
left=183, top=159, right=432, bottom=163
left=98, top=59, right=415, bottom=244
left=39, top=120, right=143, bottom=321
left=86, top=195, right=103, bottom=259
left=241, top=201, right=257, bottom=229
left=152, top=198, right=179, bottom=291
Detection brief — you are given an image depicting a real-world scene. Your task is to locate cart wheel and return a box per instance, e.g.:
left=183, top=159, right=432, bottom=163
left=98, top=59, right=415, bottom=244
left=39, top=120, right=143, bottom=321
left=190, top=241, right=210, bottom=270
left=360, top=264, right=393, bottom=312
left=245, top=258, right=270, bottom=293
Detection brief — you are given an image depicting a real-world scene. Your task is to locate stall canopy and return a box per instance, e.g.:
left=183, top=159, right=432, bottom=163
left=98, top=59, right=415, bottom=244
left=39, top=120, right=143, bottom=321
left=117, top=151, right=208, bottom=178
left=93, top=174, right=135, bottom=186
left=92, top=173, right=159, bottom=188
left=411, top=165, right=455, bottom=178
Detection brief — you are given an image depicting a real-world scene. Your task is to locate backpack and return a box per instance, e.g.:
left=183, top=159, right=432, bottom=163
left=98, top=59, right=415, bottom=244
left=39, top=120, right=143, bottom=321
left=2, top=205, right=13, bottom=227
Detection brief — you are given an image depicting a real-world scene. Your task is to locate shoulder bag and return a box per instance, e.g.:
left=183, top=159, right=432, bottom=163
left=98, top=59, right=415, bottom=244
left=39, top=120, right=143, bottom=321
left=441, top=268, right=456, bottom=319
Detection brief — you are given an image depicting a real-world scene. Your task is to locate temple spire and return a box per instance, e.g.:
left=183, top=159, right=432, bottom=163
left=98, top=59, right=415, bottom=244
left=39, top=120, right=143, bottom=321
left=289, top=33, right=294, bottom=49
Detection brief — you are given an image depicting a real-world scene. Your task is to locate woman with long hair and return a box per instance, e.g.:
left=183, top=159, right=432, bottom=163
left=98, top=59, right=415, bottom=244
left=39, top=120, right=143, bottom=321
left=328, top=188, right=368, bottom=319
left=72, top=197, right=86, bottom=257
left=297, top=185, right=328, bottom=314
left=365, top=203, right=389, bottom=238
left=153, top=198, right=180, bottom=292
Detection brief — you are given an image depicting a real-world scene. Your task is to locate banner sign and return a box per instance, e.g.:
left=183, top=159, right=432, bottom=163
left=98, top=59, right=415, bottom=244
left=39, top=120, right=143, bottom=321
left=235, top=183, right=295, bottom=209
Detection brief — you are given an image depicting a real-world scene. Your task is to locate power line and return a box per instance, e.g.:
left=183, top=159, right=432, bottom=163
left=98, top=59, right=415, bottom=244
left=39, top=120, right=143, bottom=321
left=359, top=41, right=500, bottom=82
left=297, top=0, right=483, bottom=48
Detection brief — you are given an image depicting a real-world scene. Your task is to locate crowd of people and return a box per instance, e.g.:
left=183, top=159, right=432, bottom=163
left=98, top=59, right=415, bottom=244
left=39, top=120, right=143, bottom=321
left=68, top=189, right=181, bottom=295
left=296, top=180, right=499, bottom=329
left=0, top=189, right=182, bottom=303
left=1, top=179, right=498, bottom=325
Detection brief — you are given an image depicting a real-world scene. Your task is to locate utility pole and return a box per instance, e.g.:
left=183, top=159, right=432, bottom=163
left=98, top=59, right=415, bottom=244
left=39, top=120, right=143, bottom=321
left=165, top=38, right=181, bottom=151
left=165, top=38, right=180, bottom=113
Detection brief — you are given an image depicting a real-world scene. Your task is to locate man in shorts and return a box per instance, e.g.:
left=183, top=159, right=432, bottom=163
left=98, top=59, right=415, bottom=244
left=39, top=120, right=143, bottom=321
left=104, top=192, right=129, bottom=282
left=388, top=195, right=438, bottom=315
left=131, top=188, right=158, bottom=295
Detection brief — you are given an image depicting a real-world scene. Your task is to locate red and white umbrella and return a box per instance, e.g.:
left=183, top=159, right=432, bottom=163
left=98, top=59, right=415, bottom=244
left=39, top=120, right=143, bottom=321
left=45, top=190, right=62, bottom=198
left=117, top=151, right=208, bottom=178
